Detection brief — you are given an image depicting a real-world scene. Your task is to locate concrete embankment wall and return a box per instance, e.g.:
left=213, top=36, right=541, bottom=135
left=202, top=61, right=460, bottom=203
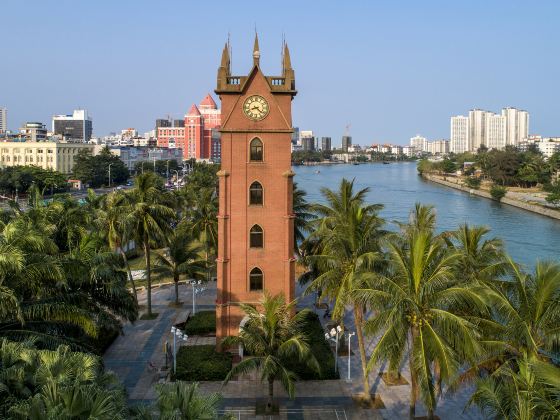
left=422, top=174, right=560, bottom=221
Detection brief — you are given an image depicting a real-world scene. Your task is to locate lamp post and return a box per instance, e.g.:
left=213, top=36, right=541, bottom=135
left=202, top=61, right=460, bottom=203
left=170, top=326, right=188, bottom=374
left=325, top=325, right=343, bottom=373
left=190, top=280, right=205, bottom=315
left=172, top=169, right=180, bottom=191
left=347, top=331, right=355, bottom=382
left=108, top=163, right=114, bottom=187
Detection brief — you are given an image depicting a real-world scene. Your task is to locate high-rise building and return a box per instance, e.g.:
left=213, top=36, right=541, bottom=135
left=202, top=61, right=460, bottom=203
left=199, top=94, right=221, bottom=160
left=342, top=135, right=352, bottom=152
left=215, top=35, right=296, bottom=343
left=468, top=109, right=487, bottom=151
left=450, top=115, right=469, bottom=153
left=486, top=113, right=506, bottom=150
left=0, top=108, right=7, bottom=134
left=291, top=127, right=299, bottom=145
left=502, top=107, right=529, bottom=146
left=321, top=136, right=332, bottom=151
left=302, top=136, right=315, bottom=152
left=52, top=109, right=92, bottom=142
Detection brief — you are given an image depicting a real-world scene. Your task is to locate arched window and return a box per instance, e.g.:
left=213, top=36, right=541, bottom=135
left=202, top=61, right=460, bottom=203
left=249, top=181, right=263, bottom=205
left=249, top=267, right=263, bottom=291
left=250, top=138, right=263, bottom=161
left=249, top=225, right=263, bottom=248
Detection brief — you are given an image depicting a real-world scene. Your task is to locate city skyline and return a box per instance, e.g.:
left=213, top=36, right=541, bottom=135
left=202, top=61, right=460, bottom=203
left=2, top=1, right=559, bottom=145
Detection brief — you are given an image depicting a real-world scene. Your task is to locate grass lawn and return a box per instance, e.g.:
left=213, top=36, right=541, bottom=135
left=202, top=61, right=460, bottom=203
left=183, top=311, right=216, bottom=336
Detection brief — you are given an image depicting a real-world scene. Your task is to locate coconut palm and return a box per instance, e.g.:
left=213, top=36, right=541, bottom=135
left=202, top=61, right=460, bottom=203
left=447, top=224, right=507, bottom=285
left=222, top=293, right=318, bottom=413
left=469, top=356, right=560, bottom=419
left=293, top=182, right=315, bottom=256
left=305, top=178, right=385, bottom=403
left=143, top=381, right=223, bottom=420
left=98, top=190, right=138, bottom=303
left=153, top=226, right=206, bottom=305
left=189, top=187, right=218, bottom=282
left=125, top=173, right=175, bottom=317
left=356, top=227, right=486, bottom=419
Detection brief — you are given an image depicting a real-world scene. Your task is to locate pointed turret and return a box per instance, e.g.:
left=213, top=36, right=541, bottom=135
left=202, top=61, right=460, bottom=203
left=253, top=33, right=260, bottom=66
left=283, top=43, right=292, bottom=73
left=217, top=42, right=231, bottom=91
left=187, top=104, right=201, bottom=116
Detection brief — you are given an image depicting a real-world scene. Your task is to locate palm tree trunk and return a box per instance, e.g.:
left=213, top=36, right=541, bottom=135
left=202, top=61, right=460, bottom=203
left=119, top=247, right=138, bottom=304
left=174, top=272, right=179, bottom=305
left=144, top=235, right=152, bottom=316
left=409, top=326, right=419, bottom=420
left=267, top=378, right=274, bottom=412
left=353, top=305, right=371, bottom=403
left=434, top=360, right=442, bottom=399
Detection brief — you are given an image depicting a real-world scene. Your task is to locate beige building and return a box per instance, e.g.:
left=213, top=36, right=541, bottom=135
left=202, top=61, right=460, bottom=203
left=0, top=141, right=94, bottom=173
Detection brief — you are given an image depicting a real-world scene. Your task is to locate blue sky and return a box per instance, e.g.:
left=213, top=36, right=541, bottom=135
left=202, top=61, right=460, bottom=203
left=2, top=0, right=559, bottom=146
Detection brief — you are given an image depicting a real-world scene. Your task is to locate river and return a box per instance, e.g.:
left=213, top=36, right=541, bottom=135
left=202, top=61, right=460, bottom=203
left=294, top=162, right=560, bottom=268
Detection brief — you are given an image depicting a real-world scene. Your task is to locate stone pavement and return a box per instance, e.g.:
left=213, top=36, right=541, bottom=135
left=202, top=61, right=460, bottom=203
left=104, top=282, right=217, bottom=400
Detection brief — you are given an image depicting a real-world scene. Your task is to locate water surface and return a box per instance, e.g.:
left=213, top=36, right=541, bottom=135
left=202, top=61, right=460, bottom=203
left=294, top=162, right=560, bottom=268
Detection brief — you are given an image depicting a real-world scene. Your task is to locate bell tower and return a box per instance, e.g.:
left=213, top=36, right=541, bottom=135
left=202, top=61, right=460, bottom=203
left=215, top=35, right=297, bottom=343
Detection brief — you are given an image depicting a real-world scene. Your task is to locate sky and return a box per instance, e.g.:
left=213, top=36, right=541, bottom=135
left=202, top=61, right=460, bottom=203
left=2, top=0, right=559, bottom=146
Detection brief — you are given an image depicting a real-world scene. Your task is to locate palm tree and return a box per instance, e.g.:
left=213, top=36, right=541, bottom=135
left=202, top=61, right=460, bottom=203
left=305, top=178, right=385, bottom=403
left=447, top=223, right=506, bottom=285
left=98, top=190, right=138, bottom=303
left=222, top=293, right=318, bottom=413
left=189, top=187, right=218, bottom=282
left=292, top=182, right=315, bottom=256
left=148, top=381, right=223, bottom=420
left=469, top=356, right=560, bottom=419
left=154, top=226, right=206, bottom=305
left=125, top=173, right=175, bottom=317
left=356, top=224, right=486, bottom=419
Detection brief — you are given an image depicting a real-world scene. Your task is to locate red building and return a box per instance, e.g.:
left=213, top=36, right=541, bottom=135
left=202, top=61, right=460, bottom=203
left=157, top=94, right=221, bottom=161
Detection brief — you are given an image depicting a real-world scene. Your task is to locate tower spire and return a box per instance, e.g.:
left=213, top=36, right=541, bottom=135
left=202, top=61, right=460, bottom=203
left=283, top=42, right=292, bottom=73
left=253, top=32, right=260, bottom=66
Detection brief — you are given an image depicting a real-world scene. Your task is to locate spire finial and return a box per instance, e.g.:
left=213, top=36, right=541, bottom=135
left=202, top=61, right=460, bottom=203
left=253, top=32, right=260, bottom=66
left=283, top=41, right=292, bottom=72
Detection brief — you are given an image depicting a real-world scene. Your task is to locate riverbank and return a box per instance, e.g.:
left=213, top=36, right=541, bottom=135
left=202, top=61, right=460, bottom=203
left=422, top=173, right=560, bottom=221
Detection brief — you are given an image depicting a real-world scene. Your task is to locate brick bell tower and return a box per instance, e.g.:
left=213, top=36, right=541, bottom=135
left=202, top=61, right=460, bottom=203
left=215, top=34, right=296, bottom=344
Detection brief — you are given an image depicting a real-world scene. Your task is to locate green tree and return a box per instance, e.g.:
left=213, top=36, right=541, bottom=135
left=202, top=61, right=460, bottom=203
left=189, top=187, right=218, bottom=282
left=73, top=147, right=129, bottom=188
left=292, top=182, right=315, bottom=256
left=356, top=215, right=485, bottom=419
left=153, top=227, right=206, bottom=305
left=222, top=293, right=318, bottom=413
left=305, top=178, right=386, bottom=403
left=490, top=184, right=507, bottom=201
left=125, top=173, right=175, bottom=317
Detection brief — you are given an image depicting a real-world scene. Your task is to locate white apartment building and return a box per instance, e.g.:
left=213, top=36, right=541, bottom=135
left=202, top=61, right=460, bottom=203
left=450, top=116, right=469, bottom=153
left=451, top=107, right=529, bottom=152
left=502, top=107, right=529, bottom=146
left=402, top=146, right=415, bottom=157
left=391, top=145, right=403, bottom=155
left=0, top=141, right=94, bottom=173
left=519, top=136, right=560, bottom=158
left=410, top=135, right=428, bottom=153
left=486, top=113, right=506, bottom=150
left=0, top=108, right=7, bottom=134
left=427, top=140, right=450, bottom=155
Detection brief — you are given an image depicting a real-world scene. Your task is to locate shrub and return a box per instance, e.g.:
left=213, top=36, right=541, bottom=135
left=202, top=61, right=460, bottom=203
left=465, top=177, right=481, bottom=189
left=174, top=345, right=232, bottom=381
left=490, top=185, right=507, bottom=201
left=284, top=312, right=338, bottom=380
left=184, top=311, right=216, bottom=335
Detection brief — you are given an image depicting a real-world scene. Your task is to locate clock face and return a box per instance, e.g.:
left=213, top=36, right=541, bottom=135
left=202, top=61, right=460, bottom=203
left=243, top=95, right=269, bottom=121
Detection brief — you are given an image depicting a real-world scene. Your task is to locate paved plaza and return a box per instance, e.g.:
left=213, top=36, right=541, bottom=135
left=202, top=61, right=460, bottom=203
left=104, top=280, right=482, bottom=418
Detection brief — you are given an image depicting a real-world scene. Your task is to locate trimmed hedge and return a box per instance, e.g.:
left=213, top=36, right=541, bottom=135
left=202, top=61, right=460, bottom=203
left=285, top=311, right=339, bottom=380
left=184, top=310, right=216, bottom=335
left=174, top=345, right=232, bottom=381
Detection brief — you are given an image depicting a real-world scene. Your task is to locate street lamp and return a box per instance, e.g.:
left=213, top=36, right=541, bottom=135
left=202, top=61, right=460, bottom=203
left=190, top=280, right=205, bottom=315
left=108, top=163, right=114, bottom=187
left=172, top=169, right=180, bottom=191
left=325, top=325, right=343, bottom=373
left=170, top=326, right=188, bottom=374
left=346, top=331, right=355, bottom=382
